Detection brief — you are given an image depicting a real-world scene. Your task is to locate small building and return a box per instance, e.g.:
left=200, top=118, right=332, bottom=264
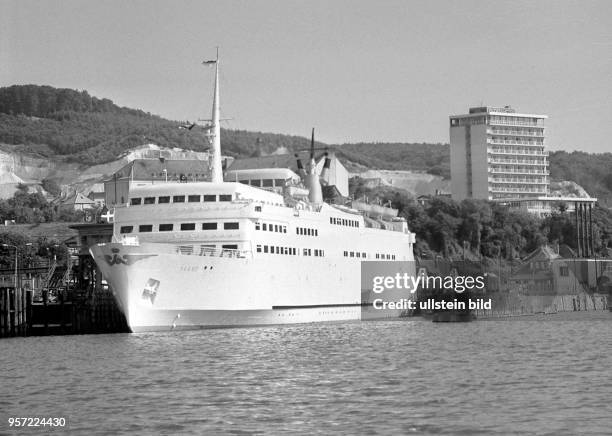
left=57, top=192, right=97, bottom=211
left=87, top=183, right=106, bottom=208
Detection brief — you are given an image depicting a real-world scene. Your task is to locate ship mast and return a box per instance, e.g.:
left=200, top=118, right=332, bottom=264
left=204, top=48, right=223, bottom=183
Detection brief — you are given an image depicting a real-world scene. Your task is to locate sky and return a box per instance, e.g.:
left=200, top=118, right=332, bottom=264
left=1, top=0, right=611, bottom=152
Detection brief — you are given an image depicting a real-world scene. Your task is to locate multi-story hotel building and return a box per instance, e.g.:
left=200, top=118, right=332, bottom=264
left=450, top=105, right=549, bottom=203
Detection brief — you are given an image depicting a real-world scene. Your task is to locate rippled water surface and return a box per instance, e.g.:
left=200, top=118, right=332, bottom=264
left=2, top=312, right=612, bottom=435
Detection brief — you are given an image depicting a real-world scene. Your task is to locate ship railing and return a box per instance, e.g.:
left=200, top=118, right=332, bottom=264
left=175, top=245, right=252, bottom=259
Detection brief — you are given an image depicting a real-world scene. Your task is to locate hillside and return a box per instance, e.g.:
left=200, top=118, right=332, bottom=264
left=0, top=84, right=610, bottom=205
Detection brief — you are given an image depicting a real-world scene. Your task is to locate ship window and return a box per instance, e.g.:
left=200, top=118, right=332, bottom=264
left=188, top=195, right=200, bottom=202
left=264, top=245, right=269, bottom=253
left=262, top=179, right=273, bottom=187
left=120, top=226, right=133, bottom=234
left=219, top=194, right=232, bottom=202
left=181, top=223, right=196, bottom=231
left=274, top=179, right=285, bottom=187
left=256, top=245, right=262, bottom=253
left=158, top=196, right=170, bottom=204
left=202, top=222, right=217, bottom=230
left=255, top=222, right=261, bottom=230
left=144, top=197, right=155, bottom=204
left=159, top=224, right=173, bottom=232
left=251, top=180, right=262, bottom=187
left=139, top=225, right=153, bottom=233
left=224, top=222, right=239, bottom=230
left=203, top=195, right=216, bottom=202
left=130, top=198, right=141, bottom=206
left=262, top=223, right=267, bottom=231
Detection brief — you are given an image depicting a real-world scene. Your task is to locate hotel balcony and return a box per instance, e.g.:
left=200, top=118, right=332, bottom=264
left=487, top=129, right=544, bottom=137
left=488, top=148, right=549, bottom=157
left=489, top=186, right=548, bottom=194
left=488, top=157, right=547, bottom=166
left=487, top=138, right=544, bottom=147
left=489, top=120, right=545, bottom=128
left=488, top=168, right=550, bottom=175
left=489, top=177, right=548, bottom=184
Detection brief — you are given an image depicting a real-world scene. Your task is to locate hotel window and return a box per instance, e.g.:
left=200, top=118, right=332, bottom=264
left=144, top=197, right=155, bottom=204
left=222, top=244, right=238, bottom=250
left=274, top=224, right=279, bottom=232
left=362, top=252, right=366, bottom=258
left=159, top=224, right=173, bottom=232
left=173, top=195, right=185, bottom=203
left=202, top=222, right=217, bottom=230
left=224, top=222, right=239, bottom=230
left=283, top=226, right=287, bottom=233
left=315, top=229, right=318, bottom=236
left=263, top=223, right=267, bottom=231
left=264, top=245, right=269, bottom=253
left=130, top=198, right=141, bottom=206
left=139, top=225, right=153, bottom=233
left=255, top=222, right=261, bottom=230
left=376, top=254, right=379, bottom=259
left=256, top=245, right=262, bottom=253
left=268, top=224, right=273, bottom=232
left=344, top=251, right=348, bottom=257
left=219, top=194, right=232, bottom=202
left=392, top=255, right=396, bottom=260
left=350, top=252, right=354, bottom=258
left=203, top=195, right=216, bottom=202
left=120, top=226, right=133, bottom=234
left=188, top=195, right=200, bottom=202
left=158, top=196, right=170, bottom=204
left=255, top=206, right=262, bottom=212
left=276, top=246, right=280, bottom=254
left=181, top=223, right=196, bottom=231
left=292, top=248, right=296, bottom=255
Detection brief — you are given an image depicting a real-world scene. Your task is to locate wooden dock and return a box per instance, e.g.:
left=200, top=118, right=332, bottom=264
left=0, top=287, right=128, bottom=338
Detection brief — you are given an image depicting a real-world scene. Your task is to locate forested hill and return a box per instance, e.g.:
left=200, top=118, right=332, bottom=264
left=0, top=85, right=610, bottom=205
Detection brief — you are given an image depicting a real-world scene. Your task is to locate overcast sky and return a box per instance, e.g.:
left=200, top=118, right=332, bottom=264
left=2, top=0, right=611, bottom=152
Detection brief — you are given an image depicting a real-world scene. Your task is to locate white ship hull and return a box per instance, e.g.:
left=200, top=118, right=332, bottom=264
left=90, top=242, right=414, bottom=332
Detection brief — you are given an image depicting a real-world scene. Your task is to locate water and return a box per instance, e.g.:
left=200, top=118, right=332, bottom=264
left=2, top=312, right=612, bottom=435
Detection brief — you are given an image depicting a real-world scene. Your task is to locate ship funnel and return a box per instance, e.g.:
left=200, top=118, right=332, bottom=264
left=295, top=154, right=306, bottom=179
left=306, top=128, right=322, bottom=204
left=319, top=151, right=331, bottom=185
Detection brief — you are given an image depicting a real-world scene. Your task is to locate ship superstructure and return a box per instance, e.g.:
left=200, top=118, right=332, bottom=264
left=90, top=53, right=416, bottom=331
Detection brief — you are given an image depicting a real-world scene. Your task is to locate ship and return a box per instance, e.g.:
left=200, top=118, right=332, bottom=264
left=90, top=53, right=416, bottom=332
